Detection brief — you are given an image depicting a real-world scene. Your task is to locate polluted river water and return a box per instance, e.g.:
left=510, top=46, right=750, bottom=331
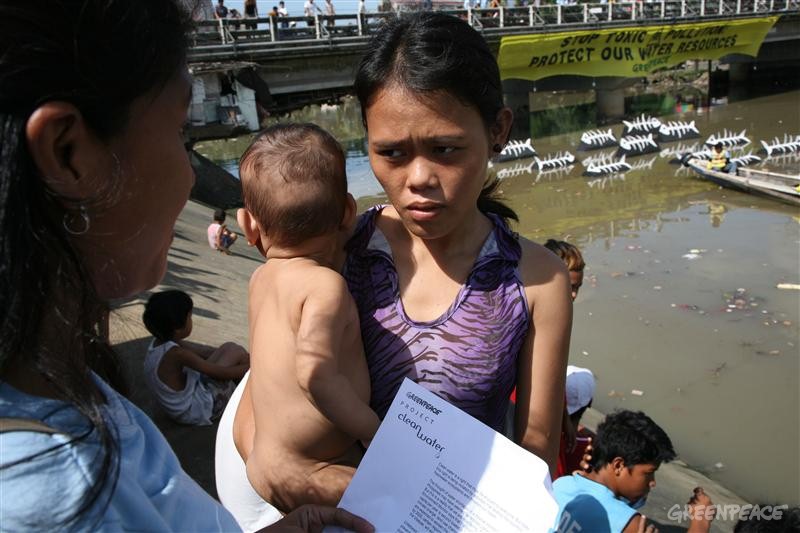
left=198, top=85, right=800, bottom=505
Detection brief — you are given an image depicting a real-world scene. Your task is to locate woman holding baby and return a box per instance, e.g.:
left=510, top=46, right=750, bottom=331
left=219, top=11, right=572, bottom=530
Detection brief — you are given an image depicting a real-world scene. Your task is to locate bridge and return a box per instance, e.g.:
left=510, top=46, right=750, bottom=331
left=184, top=0, right=800, bottom=141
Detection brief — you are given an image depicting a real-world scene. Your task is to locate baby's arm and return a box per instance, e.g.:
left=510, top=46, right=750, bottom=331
left=295, top=272, right=380, bottom=443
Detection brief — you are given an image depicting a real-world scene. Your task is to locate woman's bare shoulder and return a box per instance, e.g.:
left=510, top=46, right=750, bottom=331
left=517, top=236, right=570, bottom=288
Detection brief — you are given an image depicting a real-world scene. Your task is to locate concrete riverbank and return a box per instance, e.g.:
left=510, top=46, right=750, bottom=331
left=110, top=199, right=749, bottom=532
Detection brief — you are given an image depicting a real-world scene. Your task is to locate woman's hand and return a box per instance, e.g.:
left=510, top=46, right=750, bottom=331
left=259, top=505, right=374, bottom=533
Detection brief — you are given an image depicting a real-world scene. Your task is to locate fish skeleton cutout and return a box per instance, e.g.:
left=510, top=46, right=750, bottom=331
left=660, top=141, right=704, bottom=162
left=582, top=148, right=619, bottom=168
left=730, top=151, right=762, bottom=167
left=535, top=151, right=576, bottom=171
left=623, top=114, right=662, bottom=135
left=495, top=138, right=537, bottom=163
left=617, top=133, right=660, bottom=156
left=584, top=154, right=632, bottom=176
left=704, top=129, right=750, bottom=148
left=579, top=128, right=617, bottom=150
left=760, top=134, right=800, bottom=157
left=658, top=120, right=700, bottom=142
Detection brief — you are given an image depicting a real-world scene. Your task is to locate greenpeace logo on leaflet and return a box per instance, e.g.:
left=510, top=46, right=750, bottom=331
left=406, top=392, right=442, bottom=415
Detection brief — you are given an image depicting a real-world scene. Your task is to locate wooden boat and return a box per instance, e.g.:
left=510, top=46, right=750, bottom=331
left=685, top=158, right=800, bottom=207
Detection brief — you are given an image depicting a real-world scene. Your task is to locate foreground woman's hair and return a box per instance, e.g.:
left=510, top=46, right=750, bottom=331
left=0, top=0, right=193, bottom=528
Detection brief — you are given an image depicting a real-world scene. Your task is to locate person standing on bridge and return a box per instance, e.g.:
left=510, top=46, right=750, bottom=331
left=278, top=1, right=289, bottom=28
left=214, top=0, right=229, bottom=19
left=304, top=0, right=318, bottom=28
left=244, top=0, right=258, bottom=30
left=358, top=0, right=367, bottom=32
left=324, top=0, right=336, bottom=28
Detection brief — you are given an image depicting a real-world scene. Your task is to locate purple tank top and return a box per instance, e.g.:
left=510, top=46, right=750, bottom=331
left=344, top=206, right=530, bottom=432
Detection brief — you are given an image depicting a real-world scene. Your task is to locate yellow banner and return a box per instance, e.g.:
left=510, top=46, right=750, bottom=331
left=498, top=16, right=779, bottom=81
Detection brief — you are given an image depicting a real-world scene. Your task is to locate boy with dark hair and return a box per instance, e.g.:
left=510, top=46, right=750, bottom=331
left=142, top=290, right=249, bottom=425
left=553, top=410, right=714, bottom=533
left=235, top=123, right=379, bottom=512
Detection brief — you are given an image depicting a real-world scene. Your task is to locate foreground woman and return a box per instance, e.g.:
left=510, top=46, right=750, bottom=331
left=0, top=2, right=368, bottom=531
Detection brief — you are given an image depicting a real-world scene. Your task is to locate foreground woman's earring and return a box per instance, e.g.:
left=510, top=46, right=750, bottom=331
left=63, top=205, right=90, bottom=235
left=493, top=143, right=503, bottom=153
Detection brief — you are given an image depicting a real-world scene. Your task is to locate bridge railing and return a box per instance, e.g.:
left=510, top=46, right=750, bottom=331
left=190, top=0, right=799, bottom=51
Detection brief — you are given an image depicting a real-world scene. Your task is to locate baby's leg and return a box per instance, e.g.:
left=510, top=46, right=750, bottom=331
left=208, top=342, right=250, bottom=367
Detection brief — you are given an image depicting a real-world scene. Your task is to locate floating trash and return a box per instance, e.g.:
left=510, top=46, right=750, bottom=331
left=631, top=389, right=644, bottom=396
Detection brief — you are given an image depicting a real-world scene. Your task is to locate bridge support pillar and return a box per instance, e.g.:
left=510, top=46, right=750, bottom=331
left=595, top=83, right=625, bottom=122
left=503, top=79, right=534, bottom=139
left=729, top=62, right=752, bottom=83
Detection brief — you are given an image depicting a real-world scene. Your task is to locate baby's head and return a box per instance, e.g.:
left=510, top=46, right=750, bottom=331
left=143, top=290, right=193, bottom=342
left=590, top=410, right=676, bottom=504
left=544, top=239, right=585, bottom=300
left=238, top=123, right=351, bottom=251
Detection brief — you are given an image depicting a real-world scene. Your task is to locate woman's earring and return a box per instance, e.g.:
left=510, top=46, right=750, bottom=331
left=493, top=143, right=503, bottom=153
left=63, top=205, right=90, bottom=235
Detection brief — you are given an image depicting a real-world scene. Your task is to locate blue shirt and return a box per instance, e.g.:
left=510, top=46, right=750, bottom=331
left=0, top=375, right=240, bottom=532
left=552, top=474, right=638, bottom=533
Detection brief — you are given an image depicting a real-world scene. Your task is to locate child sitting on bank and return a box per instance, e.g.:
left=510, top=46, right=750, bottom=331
left=143, top=290, right=249, bottom=426
left=544, top=239, right=585, bottom=302
left=208, top=208, right=238, bottom=254
left=236, top=123, right=380, bottom=512
left=553, top=410, right=715, bottom=533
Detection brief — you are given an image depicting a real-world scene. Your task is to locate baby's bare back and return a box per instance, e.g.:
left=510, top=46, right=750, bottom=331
left=246, top=259, right=371, bottom=511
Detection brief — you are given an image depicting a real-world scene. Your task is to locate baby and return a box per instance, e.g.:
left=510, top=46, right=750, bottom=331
left=236, top=123, right=380, bottom=512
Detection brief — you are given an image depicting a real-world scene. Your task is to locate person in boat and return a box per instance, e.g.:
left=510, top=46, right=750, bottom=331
left=217, top=11, right=572, bottom=528
left=707, top=142, right=737, bottom=174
